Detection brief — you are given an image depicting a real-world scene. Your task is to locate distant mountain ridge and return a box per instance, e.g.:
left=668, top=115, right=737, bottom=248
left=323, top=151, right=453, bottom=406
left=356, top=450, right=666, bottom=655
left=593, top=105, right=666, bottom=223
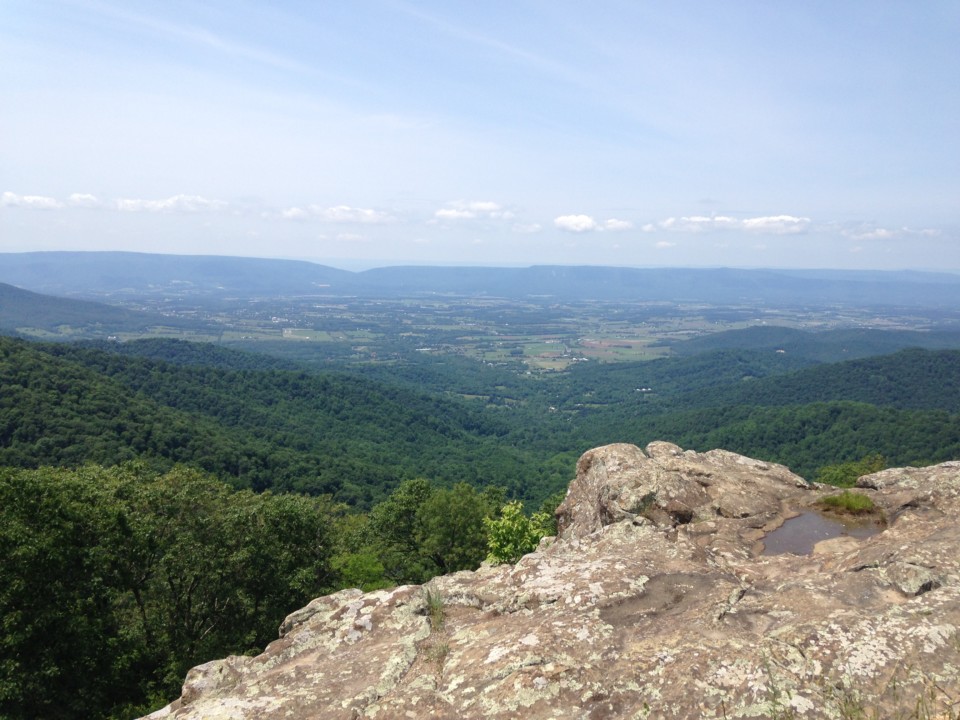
left=0, top=282, right=204, bottom=334
left=2, top=251, right=960, bottom=306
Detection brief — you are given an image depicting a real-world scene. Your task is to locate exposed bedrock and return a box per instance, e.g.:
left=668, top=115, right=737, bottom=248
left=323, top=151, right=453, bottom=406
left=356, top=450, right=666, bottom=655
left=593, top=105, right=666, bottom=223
left=144, top=444, right=960, bottom=719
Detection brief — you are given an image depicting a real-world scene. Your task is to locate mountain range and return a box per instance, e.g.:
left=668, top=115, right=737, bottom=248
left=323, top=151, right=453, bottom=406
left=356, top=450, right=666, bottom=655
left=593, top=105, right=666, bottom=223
left=3, top=251, right=960, bottom=306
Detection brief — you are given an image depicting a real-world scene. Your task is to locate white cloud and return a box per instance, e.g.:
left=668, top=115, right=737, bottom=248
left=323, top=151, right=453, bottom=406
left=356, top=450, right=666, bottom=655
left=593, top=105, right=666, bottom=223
left=434, top=200, right=513, bottom=221
left=852, top=227, right=897, bottom=241
left=655, top=214, right=809, bottom=234
left=1, top=191, right=62, bottom=209
left=281, top=207, right=309, bottom=220
left=467, top=201, right=501, bottom=214
left=554, top=214, right=597, bottom=233
left=740, top=215, right=810, bottom=234
left=435, top=208, right=476, bottom=220
left=280, top=204, right=393, bottom=223
left=840, top=224, right=942, bottom=241
left=337, top=232, right=366, bottom=242
left=116, top=194, right=228, bottom=212
left=68, top=193, right=102, bottom=208
left=655, top=240, right=676, bottom=248
left=312, top=205, right=393, bottom=223
left=555, top=214, right=636, bottom=233
left=657, top=215, right=738, bottom=232
left=512, top=222, right=542, bottom=234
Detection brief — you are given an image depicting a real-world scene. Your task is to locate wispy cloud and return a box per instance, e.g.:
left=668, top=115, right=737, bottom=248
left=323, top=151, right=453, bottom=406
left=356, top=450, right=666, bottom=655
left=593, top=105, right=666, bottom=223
left=656, top=214, right=810, bottom=235
left=389, top=1, right=590, bottom=89
left=840, top=223, right=942, bottom=241
left=1, top=191, right=62, bottom=209
left=741, top=215, right=810, bottom=234
left=433, top=200, right=513, bottom=222
left=116, top=194, right=228, bottom=213
left=80, top=2, right=312, bottom=76
left=280, top=204, right=395, bottom=223
left=68, top=193, right=102, bottom=208
left=314, top=205, right=394, bottom=223
left=554, top=214, right=634, bottom=233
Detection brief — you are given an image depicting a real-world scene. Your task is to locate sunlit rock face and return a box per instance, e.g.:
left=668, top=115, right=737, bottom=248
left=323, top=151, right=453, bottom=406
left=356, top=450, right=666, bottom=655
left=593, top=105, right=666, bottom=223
left=144, top=445, right=960, bottom=720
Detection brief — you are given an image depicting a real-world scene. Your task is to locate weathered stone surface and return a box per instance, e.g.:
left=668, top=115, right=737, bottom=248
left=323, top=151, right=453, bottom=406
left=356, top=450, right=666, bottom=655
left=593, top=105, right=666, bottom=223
left=144, top=444, right=960, bottom=720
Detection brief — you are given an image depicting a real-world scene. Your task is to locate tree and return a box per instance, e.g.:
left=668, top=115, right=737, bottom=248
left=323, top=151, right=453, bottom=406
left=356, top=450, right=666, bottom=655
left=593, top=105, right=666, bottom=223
left=366, top=478, right=436, bottom=583
left=0, top=463, right=341, bottom=720
left=0, top=465, right=126, bottom=719
left=485, top=501, right=553, bottom=564
left=415, top=483, right=502, bottom=575
left=816, top=453, right=887, bottom=487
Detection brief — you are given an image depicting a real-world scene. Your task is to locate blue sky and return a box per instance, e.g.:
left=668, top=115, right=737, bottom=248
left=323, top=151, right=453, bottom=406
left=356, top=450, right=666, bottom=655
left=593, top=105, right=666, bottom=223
left=2, top=1, right=958, bottom=270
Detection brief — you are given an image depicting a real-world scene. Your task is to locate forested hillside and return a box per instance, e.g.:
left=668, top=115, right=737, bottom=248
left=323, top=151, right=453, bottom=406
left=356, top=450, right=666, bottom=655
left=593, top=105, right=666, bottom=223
left=677, top=348, right=960, bottom=412
left=668, top=325, right=960, bottom=362
left=4, top=334, right=959, bottom=496
left=0, top=336, right=563, bottom=506
left=4, top=329, right=960, bottom=719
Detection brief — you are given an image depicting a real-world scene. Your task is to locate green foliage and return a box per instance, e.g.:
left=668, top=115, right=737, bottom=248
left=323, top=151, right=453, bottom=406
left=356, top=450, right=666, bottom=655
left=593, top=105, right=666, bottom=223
left=817, top=491, right=877, bottom=515
left=0, top=336, right=567, bottom=507
left=361, top=479, right=506, bottom=583
left=816, top=454, right=886, bottom=487
left=485, top=501, right=553, bottom=565
left=6, top=334, right=959, bottom=511
left=366, top=478, right=438, bottom=584
left=0, top=465, right=123, bottom=719
left=422, top=588, right=446, bottom=632
left=415, top=483, right=502, bottom=575
left=684, top=348, right=960, bottom=412
left=0, top=464, right=339, bottom=720
left=328, top=513, right=392, bottom=592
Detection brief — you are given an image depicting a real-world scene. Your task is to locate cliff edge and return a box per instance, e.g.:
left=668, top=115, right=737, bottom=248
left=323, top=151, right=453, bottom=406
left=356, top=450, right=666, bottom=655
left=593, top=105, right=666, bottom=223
left=143, top=443, right=960, bottom=719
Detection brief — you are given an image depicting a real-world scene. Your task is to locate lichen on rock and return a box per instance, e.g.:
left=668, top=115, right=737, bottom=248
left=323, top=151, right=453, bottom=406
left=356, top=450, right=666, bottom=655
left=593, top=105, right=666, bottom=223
left=142, top=443, right=960, bottom=720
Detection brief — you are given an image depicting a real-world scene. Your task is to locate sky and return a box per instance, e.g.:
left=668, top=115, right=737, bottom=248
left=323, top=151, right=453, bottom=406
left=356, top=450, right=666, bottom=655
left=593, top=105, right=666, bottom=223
left=1, top=1, right=958, bottom=271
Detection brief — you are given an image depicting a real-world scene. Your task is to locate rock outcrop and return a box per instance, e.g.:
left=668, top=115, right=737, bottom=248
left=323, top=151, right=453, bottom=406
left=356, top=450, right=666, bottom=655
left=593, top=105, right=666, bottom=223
left=144, top=443, right=960, bottom=719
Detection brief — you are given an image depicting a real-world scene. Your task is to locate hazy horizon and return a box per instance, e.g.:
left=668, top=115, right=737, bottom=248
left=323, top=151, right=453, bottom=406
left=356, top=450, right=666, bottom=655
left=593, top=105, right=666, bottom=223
left=5, top=248, right=960, bottom=279
left=2, top=2, right=958, bottom=271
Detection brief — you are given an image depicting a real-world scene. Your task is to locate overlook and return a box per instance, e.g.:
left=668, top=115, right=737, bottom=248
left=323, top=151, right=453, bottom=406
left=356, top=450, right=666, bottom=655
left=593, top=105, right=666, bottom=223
left=142, top=443, right=960, bottom=719
left=5, top=1, right=958, bottom=716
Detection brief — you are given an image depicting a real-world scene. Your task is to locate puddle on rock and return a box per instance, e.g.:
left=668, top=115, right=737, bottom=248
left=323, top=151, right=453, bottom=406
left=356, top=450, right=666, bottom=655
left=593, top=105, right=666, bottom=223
left=761, top=511, right=883, bottom=556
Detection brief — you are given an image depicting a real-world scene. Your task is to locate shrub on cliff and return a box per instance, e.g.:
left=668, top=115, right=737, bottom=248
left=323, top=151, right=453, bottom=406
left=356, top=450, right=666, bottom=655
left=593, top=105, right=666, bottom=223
left=485, top=500, right=553, bottom=564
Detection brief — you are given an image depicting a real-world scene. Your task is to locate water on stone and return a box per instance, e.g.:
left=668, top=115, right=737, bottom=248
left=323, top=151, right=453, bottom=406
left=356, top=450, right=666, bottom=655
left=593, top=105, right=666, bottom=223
left=762, top=511, right=882, bottom=556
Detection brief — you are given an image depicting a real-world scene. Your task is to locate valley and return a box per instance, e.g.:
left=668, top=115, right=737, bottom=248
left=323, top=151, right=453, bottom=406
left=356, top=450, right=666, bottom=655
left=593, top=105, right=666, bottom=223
left=3, top=253, right=960, bottom=719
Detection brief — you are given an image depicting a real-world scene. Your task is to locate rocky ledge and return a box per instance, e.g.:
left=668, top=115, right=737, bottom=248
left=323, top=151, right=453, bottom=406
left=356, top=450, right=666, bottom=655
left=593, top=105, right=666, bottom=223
left=144, top=443, right=960, bottom=719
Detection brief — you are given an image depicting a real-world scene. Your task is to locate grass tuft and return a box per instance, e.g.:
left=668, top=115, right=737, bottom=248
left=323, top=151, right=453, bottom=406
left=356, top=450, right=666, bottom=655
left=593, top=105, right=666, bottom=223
left=423, top=587, right=445, bottom=631
left=817, top=491, right=877, bottom=515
